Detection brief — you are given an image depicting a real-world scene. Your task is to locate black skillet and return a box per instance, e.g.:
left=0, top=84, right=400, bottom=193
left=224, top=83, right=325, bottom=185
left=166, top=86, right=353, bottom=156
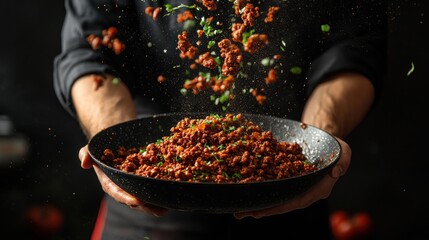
left=88, top=112, right=341, bottom=213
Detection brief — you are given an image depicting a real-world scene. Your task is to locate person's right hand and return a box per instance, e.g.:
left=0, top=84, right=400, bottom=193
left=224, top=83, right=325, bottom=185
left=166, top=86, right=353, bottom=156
left=79, top=145, right=168, bottom=217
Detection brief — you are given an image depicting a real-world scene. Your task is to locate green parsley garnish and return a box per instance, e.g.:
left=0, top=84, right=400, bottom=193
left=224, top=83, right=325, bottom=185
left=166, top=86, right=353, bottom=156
left=290, top=66, right=302, bottom=75
left=321, top=24, right=331, bottom=32
left=112, top=77, right=121, bottom=85
left=407, top=62, right=415, bottom=76
left=164, top=4, right=200, bottom=16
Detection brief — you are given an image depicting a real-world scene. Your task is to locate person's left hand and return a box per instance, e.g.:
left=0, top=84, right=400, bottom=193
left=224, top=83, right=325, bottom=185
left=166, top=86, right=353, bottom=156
left=234, top=137, right=351, bottom=219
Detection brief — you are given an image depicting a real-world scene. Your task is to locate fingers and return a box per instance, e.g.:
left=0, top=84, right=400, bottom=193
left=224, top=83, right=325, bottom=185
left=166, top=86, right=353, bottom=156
left=129, top=203, right=168, bottom=217
left=93, top=165, right=167, bottom=217
left=79, top=145, right=94, bottom=169
left=329, top=138, right=351, bottom=179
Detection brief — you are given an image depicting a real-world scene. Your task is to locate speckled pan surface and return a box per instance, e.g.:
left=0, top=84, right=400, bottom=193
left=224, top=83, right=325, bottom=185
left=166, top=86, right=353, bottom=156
left=88, top=112, right=341, bottom=213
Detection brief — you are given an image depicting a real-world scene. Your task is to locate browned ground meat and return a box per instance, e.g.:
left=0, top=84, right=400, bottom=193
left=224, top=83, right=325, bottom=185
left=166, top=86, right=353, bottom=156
left=218, top=39, right=242, bottom=76
left=101, top=114, right=317, bottom=183
left=244, top=34, right=268, bottom=53
left=201, top=0, right=217, bottom=11
left=177, top=31, right=198, bottom=59
left=264, top=6, right=280, bottom=23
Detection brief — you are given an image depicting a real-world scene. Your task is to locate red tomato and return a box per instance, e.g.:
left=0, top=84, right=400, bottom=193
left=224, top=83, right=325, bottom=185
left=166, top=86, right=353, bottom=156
left=25, top=204, right=64, bottom=236
left=330, top=210, right=374, bottom=240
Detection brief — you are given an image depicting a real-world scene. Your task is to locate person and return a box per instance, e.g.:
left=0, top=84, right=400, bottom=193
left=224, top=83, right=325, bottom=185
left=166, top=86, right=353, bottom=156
left=53, top=0, right=386, bottom=239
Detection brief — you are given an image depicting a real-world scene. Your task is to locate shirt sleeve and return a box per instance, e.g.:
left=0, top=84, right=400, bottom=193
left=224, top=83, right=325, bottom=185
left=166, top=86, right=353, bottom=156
left=53, top=0, right=139, bottom=118
left=306, top=0, right=387, bottom=103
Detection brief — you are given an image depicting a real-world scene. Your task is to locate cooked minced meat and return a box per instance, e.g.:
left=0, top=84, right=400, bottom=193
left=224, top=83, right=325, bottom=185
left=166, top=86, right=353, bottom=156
left=101, top=114, right=317, bottom=183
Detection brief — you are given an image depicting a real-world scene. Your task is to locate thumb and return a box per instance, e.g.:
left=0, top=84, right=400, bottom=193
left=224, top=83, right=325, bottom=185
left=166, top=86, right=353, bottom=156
left=329, top=137, right=351, bottom=179
left=79, top=145, right=94, bottom=169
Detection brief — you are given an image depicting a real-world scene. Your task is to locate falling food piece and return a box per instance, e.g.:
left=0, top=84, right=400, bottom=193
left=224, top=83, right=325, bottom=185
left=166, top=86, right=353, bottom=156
left=87, top=26, right=125, bottom=55
left=157, top=75, right=167, bottom=84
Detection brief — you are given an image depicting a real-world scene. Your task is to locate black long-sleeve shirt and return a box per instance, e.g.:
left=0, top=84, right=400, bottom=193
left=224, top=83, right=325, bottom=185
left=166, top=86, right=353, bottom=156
left=54, top=0, right=386, bottom=119
left=53, top=0, right=386, bottom=239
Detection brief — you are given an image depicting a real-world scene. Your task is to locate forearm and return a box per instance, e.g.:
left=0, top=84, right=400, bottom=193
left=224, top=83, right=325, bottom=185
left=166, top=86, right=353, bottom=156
left=71, top=74, right=137, bottom=138
left=302, top=72, right=375, bottom=138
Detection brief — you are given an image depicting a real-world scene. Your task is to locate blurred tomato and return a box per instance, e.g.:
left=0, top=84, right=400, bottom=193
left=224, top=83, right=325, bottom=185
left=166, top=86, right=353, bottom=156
left=26, top=204, right=64, bottom=237
left=330, top=210, right=374, bottom=240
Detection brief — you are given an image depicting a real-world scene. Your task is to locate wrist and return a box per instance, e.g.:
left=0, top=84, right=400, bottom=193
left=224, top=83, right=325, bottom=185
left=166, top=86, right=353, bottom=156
left=71, top=74, right=137, bottom=138
left=302, top=72, right=374, bottom=138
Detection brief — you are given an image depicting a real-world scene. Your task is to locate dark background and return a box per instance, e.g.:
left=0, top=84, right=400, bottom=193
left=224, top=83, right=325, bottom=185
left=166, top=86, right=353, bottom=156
left=0, top=0, right=427, bottom=239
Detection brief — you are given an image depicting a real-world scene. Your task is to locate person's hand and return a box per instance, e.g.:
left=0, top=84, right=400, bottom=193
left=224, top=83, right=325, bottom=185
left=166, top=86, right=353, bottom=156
left=78, top=145, right=168, bottom=217
left=234, top=137, right=351, bottom=219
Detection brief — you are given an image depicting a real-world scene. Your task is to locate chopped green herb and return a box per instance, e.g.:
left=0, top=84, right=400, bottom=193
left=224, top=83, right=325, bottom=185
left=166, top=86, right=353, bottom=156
left=280, top=39, right=287, bottom=52
left=183, top=19, right=196, bottom=31
left=112, top=77, right=121, bottom=85
left=219, top=90, right=230, bottom=103
left=199, top=71, right=211, bottom=81
left=205, top=143, right=223, bottom=162
left=200, top=16, right=223, bottom=37
left=242, top=29, right=255, bottom=44
left=211, top=114, right=221, bottom=120
left=232, top=173, right=242, bottom=179
left=207, top=40, right=216, bottom=49
left=407, top=62, right=415, bottom=76
left=261, top=57, right=271, bottom=67
left=321, top=24, right=331, bottom=32
left=164, top=3, right=200, bottom=16
left=290, top=66, right=302, bottom=75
